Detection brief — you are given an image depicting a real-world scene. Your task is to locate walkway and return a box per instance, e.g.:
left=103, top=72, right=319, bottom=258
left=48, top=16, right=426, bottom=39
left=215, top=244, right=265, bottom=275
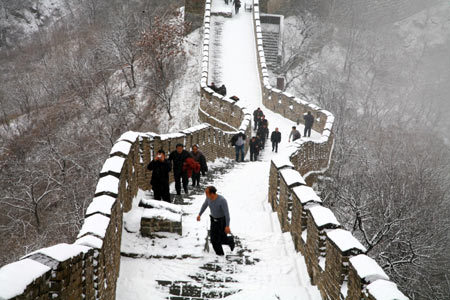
left=116, top=1, right=322, bottom=299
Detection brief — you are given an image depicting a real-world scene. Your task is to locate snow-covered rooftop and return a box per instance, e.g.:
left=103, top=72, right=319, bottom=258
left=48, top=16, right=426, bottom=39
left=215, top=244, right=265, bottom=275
left=279, top=169, right=306, bottom=186
left=366, top=280, right=408, bottom=300
left=326, top=229, right=367, bottom=253
left=292, top=185, right=322, bottom=204
left=308, top=206, right=340, bottom=228
left=0, top=259, right=51, bottom=299
left=350, top=254, right=389, bottom=283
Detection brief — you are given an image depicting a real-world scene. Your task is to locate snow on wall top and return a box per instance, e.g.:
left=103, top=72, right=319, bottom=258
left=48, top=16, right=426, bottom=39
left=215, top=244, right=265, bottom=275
left=271, top=157, right=294, bottom=169
left=86, top=195, right=116, bottom=216
left=25, top=243, right=90, bottom=262
left=77, top=214, right=110, bottom=239
left=326, top=229, right=367, bottom=253
left=308, top=206, right=340, bottom=228
left=100, top=156, right=126, bottom=175
left=350, top=254, right=389, bottom=283
left=110, top=141, right=132, bottom=156
left=95, top=175, right=120, bottom=195
left=279, top=169, right=306, bottom=186
left=142, top=208, right=181, bottom=223
left=292, top=185, right=322, bottom=204
left=141, top=198, right=184, bottom=214
left=0, top=259, right=51, bottom=299
left=75, top=234, right=103, bottom=249
left=118, top=131, right=140, bottom=143
left=366, top=280, right=408, bottom=300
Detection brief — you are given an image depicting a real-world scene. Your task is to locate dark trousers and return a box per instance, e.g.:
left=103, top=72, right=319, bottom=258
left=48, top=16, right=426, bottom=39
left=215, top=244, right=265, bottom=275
left=260, top=138, right=266, bottom=149
left=153, top=184, right=170, bottom=202
left=304, top=127, right=312, bottom=137
left=174, top=172, right=188, bottom=195
left=272, top=142, right=279, bottom=152
left=235, top=144, right=245, bottom=162
left=250, top=150, right=258, bottom=161
left=192, top=172, right=200, bottom=186
left=235, top=6, right=240, bottom=14
left=225, top=0, right=228, bottom=4
left=253, top=120, right=258, bottom=130
left=210, top=216, right=233, bottom=255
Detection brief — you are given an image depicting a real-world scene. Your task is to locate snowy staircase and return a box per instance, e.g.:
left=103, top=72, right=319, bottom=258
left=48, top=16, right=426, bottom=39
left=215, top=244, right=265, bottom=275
left=261, top=31, right=280, bottom=70
left=156, top=237, right=259, bottom=300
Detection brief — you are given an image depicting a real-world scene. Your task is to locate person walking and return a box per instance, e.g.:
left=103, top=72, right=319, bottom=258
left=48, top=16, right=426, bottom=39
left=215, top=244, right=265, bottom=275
left=257, top=124, right=269, bottom=149
left=197, top=186, right=235, bottom=256
left=233, top=0, right=241, bottom=14
left=169, top=143, right=192, bottom=195
left=147, top=150, right=171, bottom=202
left=253, top=108, right=263, bottom=130
left=230, top=131, right=246, bottom=162
left=249, top=136, right=260, bottom=161
left=190, top=144, right=208, bottom=187
left=288, top=126, right=301, bottom=142
left=303, top=111, right=314, bottom=137
left=270, top=127, right=281, bottom=153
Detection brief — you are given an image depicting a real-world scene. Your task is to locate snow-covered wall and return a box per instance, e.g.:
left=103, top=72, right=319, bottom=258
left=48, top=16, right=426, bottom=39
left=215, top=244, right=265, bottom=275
left=253, top=1, right=408, bottom=299
left=198, top=0, right=253, bottom=148
left=0, top=124, right=246, bottom=300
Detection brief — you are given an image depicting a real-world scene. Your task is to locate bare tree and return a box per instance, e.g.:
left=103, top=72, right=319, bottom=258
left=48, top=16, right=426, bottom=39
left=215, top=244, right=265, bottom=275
left=139, top=11, right=187, bottom=119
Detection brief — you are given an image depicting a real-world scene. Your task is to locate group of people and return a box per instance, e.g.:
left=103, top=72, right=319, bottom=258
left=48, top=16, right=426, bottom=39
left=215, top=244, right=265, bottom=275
left=208, top=82, right=227, bottom=96
left=147, top=144, right=208, bottom=202
left=224, top=0, right=241, bottom=14
left=229, top=108, right=316, bottom=162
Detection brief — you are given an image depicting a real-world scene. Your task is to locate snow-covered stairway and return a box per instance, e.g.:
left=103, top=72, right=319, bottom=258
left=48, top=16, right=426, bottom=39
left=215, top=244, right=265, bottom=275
left=116, top=1, right=323, bottom=299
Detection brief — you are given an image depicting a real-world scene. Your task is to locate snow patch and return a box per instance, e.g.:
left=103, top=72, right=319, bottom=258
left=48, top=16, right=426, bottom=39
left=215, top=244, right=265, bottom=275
left=326, top=229, right=367, bottom=253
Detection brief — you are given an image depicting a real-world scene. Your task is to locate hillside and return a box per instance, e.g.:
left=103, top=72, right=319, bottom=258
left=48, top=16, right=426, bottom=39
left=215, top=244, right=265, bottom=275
left=0, top=0, right=198, bottom=266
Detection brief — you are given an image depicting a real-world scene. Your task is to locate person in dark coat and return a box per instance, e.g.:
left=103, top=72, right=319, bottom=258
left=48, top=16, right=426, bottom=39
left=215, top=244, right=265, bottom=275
left=249, top=136, right=260, bottom=161
left=217, top=84, right=227, bottom=96
left=208, top=82, right=218, bottom=92
left=233, top=0, right=241, bottom=14
left=257, top=124, right=269, bottom=149
left=169, top=143, right=192, bottom=195
left=270, top=127, right=281, bottom=153
left=230, top=131, right=246, bottom=162
left=253, top=108, right=263, bottom=130
left=190, top=144, right=208, bottom=187
left=147, top=150, right=171, bottom=202
left=303, top=111, right=314, bottom=137
left=197, top=186, right=234, bottom=256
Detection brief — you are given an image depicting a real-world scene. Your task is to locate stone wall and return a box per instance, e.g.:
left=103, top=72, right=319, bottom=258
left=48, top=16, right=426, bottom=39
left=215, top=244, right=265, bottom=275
left=0, top=121, right=252, bottom=299
left=0, top=2, right=254, bottom=297
left=253, top=1, right=408, bottom=299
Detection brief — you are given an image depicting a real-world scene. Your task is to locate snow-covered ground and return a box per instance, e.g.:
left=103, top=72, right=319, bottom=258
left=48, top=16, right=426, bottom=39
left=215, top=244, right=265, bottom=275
left=116, top=1, right=323, bottom=299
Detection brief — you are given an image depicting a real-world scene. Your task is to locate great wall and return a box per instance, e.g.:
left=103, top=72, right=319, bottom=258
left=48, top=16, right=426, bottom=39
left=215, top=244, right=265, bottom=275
left=0, top=1, right=410, bottom=299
